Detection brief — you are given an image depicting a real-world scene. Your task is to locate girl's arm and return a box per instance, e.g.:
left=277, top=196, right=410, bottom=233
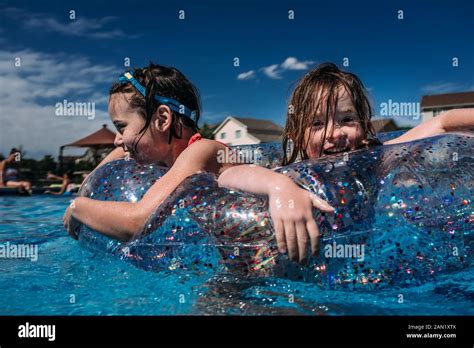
left=64, top=141, right=222, bottom=241
left=385, top=108, right=474, bottom=145
left=218, top=165, right=334, bottom=263
left=46, top=178, right=68, bottom=196
left=47, top=172, right=63, bottom=181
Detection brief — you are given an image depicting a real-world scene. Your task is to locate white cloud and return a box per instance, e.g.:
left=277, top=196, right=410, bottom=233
left=261, top=64, right=283, bottom=79
left=4, top=7, right=131, bottom=39
left=200, top=111, right=229, bottom=124
left=237, top=70, right=255, bottom=80
left=281, top=57, right=315, bottom=70
left=0, top=49, right=121, bottom=159
left=242, top=57, right=315, bottom=81
left=421, top=82, right=465, bottom=94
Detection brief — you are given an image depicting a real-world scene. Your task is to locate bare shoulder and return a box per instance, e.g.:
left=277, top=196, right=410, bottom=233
left=179, top=139, right=229, bottom=173
left=184, top=138, right=227, bottom=155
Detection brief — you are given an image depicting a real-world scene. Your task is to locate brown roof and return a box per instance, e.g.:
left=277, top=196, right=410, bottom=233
left=63, top=124, right=116, bottom=148
left=234, top=117, right=283, bottom=142
left=212, top=116, right=284, bottom=143
left=371, top=119, right=399, bottom=133
left=421, top=91, right=474, bottom=109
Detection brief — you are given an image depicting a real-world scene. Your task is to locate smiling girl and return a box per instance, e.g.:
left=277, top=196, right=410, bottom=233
left=283, top=63, right=474, bottom=164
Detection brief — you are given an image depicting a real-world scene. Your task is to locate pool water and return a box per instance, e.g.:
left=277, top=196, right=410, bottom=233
left=1, top=195, right=473, bottom=315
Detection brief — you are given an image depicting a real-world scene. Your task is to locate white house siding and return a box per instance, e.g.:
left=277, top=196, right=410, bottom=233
left=422, top=106, right=473, bottom=122
left=214, top=119, right=260, bottom=145
left=422, top=109, right=435, bottom=122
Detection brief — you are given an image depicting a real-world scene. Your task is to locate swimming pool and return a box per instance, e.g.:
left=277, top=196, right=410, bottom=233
left=1, top=191, right=473, bottom=315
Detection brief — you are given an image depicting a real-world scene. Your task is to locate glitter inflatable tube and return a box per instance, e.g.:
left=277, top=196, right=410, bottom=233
left=77, top=133, right=473, bottom=290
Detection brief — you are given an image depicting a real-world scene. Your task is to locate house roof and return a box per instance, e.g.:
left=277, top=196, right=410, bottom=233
left=62, top=124, right=116, bottom=148
left=421, top=91, right=474, bottom=109
left=213, top=116, right=284, bottom=142
left=371, top=118, right=399, bottom=133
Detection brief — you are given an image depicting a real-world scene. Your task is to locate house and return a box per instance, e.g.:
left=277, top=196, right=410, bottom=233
left=213, top=116, right=284, bottom=145
left=421, top=91, right=474, bottom=122
left=370, top=118, right=400, bottom=133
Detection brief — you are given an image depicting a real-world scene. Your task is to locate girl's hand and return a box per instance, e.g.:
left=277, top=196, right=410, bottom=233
left=268, top=179, right=334, bottom=263
left=63, top=201, right=81, bottom=239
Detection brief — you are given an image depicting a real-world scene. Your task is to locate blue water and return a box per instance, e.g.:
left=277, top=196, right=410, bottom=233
left=0, top=195, right=473, bottom=315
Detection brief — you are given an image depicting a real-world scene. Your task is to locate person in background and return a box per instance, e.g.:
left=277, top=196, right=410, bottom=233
left=0, top=148, right=32, bottom=194
left=45, top=170, right=76, bottom=196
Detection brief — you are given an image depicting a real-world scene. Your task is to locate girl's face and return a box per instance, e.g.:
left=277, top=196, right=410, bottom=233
left=304, top=87, right=364, bottom=159
left=108, top=93, right=168, bottom=165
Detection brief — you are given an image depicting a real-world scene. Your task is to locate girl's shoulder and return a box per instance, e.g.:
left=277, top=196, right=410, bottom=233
left=178, top=138, right=227, bottom=165
left=187, top=137, right=228, bottom=152
left=182, top=138, right=231, bottom=174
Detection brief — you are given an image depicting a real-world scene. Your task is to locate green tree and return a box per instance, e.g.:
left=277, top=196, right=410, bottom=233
left=200, top=123, right=217, bottom=139
left=37, top=155, right=57, bottom=174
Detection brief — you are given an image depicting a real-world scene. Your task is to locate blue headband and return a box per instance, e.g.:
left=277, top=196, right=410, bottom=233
left=118, top=71, right=196, bottom=119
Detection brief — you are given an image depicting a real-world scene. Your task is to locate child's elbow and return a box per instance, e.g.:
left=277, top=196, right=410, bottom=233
left=217, top=169, right=229, bottom=188
left=120, top=213, right=146, bottom=241
left=217, top=166, right=237, bottom=188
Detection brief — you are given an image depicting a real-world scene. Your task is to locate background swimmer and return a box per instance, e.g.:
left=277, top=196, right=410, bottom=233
left=45, top=171, right=75, bottom=196
left=0, top=148, right=32, bottom=194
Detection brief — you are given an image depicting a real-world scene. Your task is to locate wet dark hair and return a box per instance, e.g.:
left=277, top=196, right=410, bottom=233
left=109, top=62, right=201, bottom=153
left=9, top=148, right=19, bottom=155
left=282, top=63, right=377, bottom=165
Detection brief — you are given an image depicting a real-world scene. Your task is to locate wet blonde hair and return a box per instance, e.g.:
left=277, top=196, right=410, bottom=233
left=282, top=63, right=377, bottom=165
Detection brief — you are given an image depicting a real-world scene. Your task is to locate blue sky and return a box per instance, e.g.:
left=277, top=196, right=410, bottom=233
left=1, top=0, right=473, bottom=158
